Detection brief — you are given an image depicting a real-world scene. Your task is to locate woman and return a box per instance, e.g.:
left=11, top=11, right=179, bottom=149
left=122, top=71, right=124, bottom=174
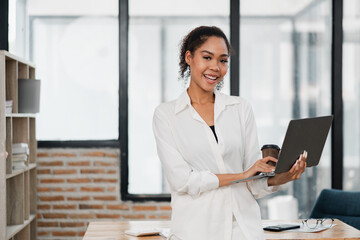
left=153, top=26, right=307, bottom=240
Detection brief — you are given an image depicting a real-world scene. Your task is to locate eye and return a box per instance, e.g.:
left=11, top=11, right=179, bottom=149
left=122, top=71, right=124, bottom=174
left=220, top=59, right=228, bottom=63
left=203, top=56, right=211, bottom=60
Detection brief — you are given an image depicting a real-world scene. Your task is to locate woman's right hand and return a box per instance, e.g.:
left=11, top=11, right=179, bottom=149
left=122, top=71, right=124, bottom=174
left=243, top=157, right=277, bottom=179
left=216, top=157, right=278, bottom=187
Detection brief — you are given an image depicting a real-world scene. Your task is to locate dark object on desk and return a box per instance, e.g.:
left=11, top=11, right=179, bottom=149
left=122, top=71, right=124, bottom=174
left=310, top=189, right=360, bottom=230
left=263, top=224, right=300, bottom=232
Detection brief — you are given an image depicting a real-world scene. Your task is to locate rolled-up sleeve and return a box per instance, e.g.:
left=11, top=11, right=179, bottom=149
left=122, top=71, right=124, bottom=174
left=241, top=103, right=279, bottom=198
left=247, top=177, right=279, bottom=199
left=153, top=107, right=219, bottom=198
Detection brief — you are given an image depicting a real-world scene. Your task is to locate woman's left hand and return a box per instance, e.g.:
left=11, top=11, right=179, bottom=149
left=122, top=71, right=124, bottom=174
left=268, top=151, right=307, bottom=186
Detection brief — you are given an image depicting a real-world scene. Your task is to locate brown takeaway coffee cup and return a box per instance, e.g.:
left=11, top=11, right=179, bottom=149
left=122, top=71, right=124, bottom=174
left=261, top=144, right=280, bottom=167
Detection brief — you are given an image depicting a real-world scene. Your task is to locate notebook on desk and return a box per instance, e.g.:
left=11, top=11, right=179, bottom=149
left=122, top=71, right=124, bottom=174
left=232, top=115, right=333, bottom=184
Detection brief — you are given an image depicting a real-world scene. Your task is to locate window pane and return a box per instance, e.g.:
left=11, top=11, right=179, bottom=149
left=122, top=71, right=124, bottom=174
left=128, top=0, right=230, bottom=194
left=343, top=0, right=360, bottom=190
left=240, top=0, right=332, bottom=219
left=29, top=0, right=119, bottom=140
left=8, top=0, right=27, bottom=59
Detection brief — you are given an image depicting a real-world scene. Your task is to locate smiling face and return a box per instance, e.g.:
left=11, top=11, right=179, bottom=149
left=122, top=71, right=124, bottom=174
left=185, top=36, right=229, bottom=93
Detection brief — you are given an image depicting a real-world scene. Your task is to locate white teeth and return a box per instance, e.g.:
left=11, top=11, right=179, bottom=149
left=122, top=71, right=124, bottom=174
left=205, top=75, right=217, bottom=80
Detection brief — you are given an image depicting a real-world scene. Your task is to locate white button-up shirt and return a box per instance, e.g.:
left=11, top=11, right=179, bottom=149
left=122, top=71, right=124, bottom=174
left=153, top=90, right=278, bottom=240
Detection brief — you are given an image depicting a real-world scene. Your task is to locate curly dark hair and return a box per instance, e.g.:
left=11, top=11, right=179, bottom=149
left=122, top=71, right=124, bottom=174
left=179, top=26, right=232, bottom=79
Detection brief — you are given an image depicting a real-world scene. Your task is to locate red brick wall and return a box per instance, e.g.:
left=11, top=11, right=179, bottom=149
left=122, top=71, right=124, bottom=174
left=36, top=149, right=171, bottom=240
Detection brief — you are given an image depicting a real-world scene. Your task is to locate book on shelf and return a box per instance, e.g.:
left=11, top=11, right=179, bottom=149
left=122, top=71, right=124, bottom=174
left=12, top=143, right=29, bottom=155
left=12, top=153, right=28, bottom=170
left=12, top=153, right=28, bottom=162
left=13, top=161, right=27, bottom=170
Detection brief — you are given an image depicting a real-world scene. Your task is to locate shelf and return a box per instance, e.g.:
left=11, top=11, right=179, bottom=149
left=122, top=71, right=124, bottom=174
left=1, top=50, right=37, bottom=240
left=0, top=50, right=35, bottom=68
left=5, top=113, right=36, bottom=118
left=28, top=163, right=36, bottom=170
left=6, top=169, right=25, bottom=180
left=6, top=214, right=36, bottom=240
left=6, top=163, right=37, bottom=180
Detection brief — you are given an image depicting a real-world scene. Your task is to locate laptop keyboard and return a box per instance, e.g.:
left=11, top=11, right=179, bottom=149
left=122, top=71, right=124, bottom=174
left=259, top=172, right=275, bottom=177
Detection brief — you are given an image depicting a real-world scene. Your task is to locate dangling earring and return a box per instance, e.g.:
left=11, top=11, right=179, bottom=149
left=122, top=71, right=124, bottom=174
left=178, top=66, right=191, bottom=88
left=215, top=79, right=224, bottom=91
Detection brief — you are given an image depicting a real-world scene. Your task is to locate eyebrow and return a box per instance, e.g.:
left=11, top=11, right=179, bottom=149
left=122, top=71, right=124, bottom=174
left=201, top=50, right=229, bottom=57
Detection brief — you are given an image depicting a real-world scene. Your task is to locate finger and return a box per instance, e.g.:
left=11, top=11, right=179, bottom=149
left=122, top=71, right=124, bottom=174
left=304, top=151, right=308, bottom=161
left=262, top=156, right=278, bottom=163
left=295, top=162, right=307, bottom=178
left=288, top=160, right=298, bottom=174
left=250, top=162, right=271, bottom=174
left=300, top=162, right=307, bottom=173
left=300, top=151, right=307, bottom=162
left=259, top=162, right=275, bottom=172
left=295, top=158, right=302, bottom=171
left=299, top=160, right=305, bottom=169
left=297, top=154, right=306, bottom=167
left=255, top=162, right=275, bottom=172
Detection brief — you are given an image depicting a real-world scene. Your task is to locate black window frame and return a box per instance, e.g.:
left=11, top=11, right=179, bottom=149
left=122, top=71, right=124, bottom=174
left=0, top=0, right=9, bottom=50
left=120, top=0, right=343, bottom=201
left=0, top=0, right=343, bottom=202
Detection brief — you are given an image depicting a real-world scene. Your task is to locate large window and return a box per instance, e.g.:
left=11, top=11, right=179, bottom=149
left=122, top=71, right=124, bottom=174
left=29, top=0, right=119, bottom=141
left=128, top=0, right=230, bottom=194
left=240, top=0, right=332, bottom=219
left=13, top=0, right=351, bottom=217
left=126, top=0, right=341, bottom=220
left=124, top=0, right=349, bottom=220
left=343, top=0, right=360, bottom=190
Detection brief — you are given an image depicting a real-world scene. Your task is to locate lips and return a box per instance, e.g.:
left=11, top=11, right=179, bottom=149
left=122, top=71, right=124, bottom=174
left=204, top=74, right=219, bottom=84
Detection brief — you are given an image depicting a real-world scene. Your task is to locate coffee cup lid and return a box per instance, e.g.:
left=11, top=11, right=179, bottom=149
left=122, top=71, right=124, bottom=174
left=261, top=144, right=280, bottom=151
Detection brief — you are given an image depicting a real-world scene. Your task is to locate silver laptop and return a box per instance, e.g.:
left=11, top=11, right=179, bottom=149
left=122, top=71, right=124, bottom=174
left=232, top=115, right=333, bottom=184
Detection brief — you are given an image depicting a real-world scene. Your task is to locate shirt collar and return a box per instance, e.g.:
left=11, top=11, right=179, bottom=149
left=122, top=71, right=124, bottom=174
left=174, top=89, right=240, bottom=115
left=174, top=90, right=191, bottom=114
left=214, top=90, right=241, bottom=107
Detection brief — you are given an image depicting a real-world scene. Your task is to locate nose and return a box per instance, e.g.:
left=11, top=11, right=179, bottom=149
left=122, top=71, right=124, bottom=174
left=210, top=61, right=220, bottom=72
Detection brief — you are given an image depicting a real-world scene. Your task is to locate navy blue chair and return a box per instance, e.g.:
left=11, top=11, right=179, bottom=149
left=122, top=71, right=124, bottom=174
left=309, top=189, right=360, bottom=230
